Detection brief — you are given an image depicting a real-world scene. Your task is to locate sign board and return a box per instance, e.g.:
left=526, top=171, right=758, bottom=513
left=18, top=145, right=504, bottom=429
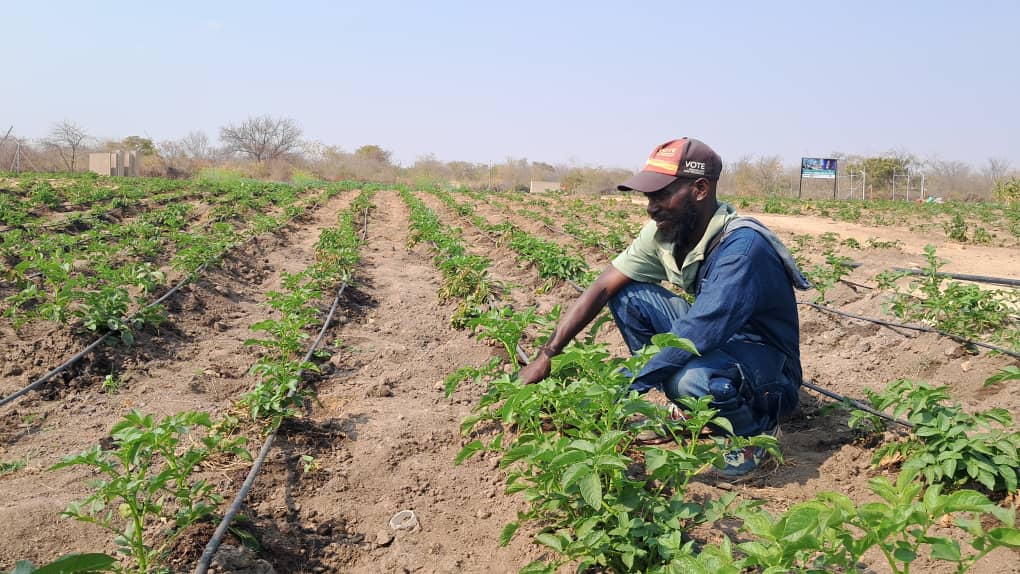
left=801, top=157, right=837, bottom=179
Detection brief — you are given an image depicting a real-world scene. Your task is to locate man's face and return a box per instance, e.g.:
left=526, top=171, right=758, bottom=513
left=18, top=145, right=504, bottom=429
left=645, top=178, right=699, bottom=245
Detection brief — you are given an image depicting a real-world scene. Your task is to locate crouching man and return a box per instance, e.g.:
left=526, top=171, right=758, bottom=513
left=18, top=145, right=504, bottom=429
left=517, top=137, right=810, bottom=476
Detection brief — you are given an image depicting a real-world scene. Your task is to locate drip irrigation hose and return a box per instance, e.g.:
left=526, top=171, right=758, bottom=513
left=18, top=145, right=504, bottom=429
left=798, top=301, right=1020, bottom=360
left=195, top=207, right=369, bottom=574
left=0, top=257, right=215, bottom=409
left=800, top=379, right=911, bottom=428
left=891, top=267, right=1020, bottom=288
left=195, top=285, right=347, bottom=574
left=0, top=203, right=315, bottom=409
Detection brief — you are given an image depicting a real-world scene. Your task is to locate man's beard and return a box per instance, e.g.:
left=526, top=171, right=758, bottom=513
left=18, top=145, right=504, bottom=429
left=656, top=203, right=700, bottom=246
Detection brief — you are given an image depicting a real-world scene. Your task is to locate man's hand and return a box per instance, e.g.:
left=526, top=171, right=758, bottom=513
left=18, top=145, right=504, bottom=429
left=517, top=352, right=552, bottom=385
left=514, top=267, right=631, bottom=385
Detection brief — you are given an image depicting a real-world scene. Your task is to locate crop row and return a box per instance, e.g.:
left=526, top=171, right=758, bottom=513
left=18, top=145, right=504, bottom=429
left=4, top=187, right=376, bottom=574
left=389, top=187, right=1020, bottom=572
left=0, top=175, right=341, bottom=341
left=426, top=188, right=595, bottom=290
left=476, top=188, right=1020, bottom=353
left=453, top=302, right=1020, bottom=573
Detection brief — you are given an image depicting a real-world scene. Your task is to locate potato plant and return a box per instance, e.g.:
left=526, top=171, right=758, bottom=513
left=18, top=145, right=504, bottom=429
left=239, top=189, right=374, bottom=426
left=879, top=245, right=1018, bottom=349
left=433, top=270, right=1020, bottom=572
left=851, top=379, right=1020, bottom=493
left=51, top=411, right=250, bottom=573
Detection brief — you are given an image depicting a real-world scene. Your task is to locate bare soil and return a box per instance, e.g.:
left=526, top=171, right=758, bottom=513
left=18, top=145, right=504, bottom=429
left=1, top=190, right=1018, bottom=573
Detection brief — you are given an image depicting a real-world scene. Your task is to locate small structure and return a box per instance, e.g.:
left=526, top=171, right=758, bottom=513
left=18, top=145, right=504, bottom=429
left=529, top=180, right=561, bottom=194
left=89, top=150, right=141, bottom=176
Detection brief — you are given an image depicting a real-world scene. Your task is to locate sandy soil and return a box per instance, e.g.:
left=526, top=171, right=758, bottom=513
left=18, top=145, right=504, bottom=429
left=1, top=190, right=1018, bottom=573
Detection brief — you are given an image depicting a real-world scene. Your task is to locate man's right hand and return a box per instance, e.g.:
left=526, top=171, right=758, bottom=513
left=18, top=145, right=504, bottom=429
left=514, top=267, right=631, bottom=386
left=517, top=353, right=552, bottom=385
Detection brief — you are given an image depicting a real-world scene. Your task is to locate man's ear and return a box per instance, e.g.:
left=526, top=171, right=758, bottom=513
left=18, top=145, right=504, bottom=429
left=691, top=177, right=711, bottom=201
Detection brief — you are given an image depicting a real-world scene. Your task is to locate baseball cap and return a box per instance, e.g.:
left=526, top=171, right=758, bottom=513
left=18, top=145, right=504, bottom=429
left=617, top=138, right=722, bottom=192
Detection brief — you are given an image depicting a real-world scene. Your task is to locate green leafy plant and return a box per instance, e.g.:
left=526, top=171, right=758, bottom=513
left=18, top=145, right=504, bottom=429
left=5, top=553, right=116, bottom=574
left=101, top=373, right=122, bottom=394
left=804, top=253, right=854, bottom=303
left=884, top=245, right=1016, bottom=345
left=467, top=305, right=559, bottom=369
left=734, top=465, right=1020, bottom=573
left=857, top=379, right=1020, bottom=493
left=944, top=213, right=969, bottom=242
left=457, top=334, right=777, bottom=573
left=300, top=454, right=319, bottom=474
left=0, top=459, right=27, bottom=475
left=51, top=411, right=250, bottom=573
left=984, top=366, right=1020, bottom=387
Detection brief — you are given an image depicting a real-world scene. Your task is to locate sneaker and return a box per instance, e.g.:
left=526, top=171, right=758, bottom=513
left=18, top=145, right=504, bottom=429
left=718, top=425, right=780, bottom=478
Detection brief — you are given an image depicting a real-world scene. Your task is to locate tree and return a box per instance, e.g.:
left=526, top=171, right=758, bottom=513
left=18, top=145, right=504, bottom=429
left=409, top=153, right=447, bottom=185
left=354, top=145, right=392, bottom=166
left=42, top=120, right=89, bottom=172
left=841, top=153, right=915, bottom=194
left=981, top=157, right=1010, bottom=187
left=727, top=154, right=786, bottom=196
left=928, top=158, right=975, bottom=198
left=993, top=177, right=1020, bottom=203
left=181, top=131, right=210, bottom=160
left=755, top=155, right=786, bottom=196
left=120, top=136, right=157, bottom=156
left=219, top=115, right=302, bottom=163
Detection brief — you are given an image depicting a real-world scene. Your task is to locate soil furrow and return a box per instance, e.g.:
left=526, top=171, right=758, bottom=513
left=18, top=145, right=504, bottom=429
left=0, top=191, right=357, bottom=567
left=234, top=189, right=546, bottom=573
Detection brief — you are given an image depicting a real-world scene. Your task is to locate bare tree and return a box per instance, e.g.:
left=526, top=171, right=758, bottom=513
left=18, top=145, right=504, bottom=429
left=219, top=115, right=302, bottom=163
left=42, top=120, right=90, bottom=172
left=156, top=139, right=186, bottom=171
left=928, top=158, right=976, bottom=199
left=981, top=157, right=1010, bottom=186
left=181, top=131, right=211, bottom=160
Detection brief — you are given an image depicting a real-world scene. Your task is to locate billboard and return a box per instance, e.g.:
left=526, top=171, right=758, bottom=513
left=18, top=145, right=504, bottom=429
left=801, top=157, right=838, bottom=179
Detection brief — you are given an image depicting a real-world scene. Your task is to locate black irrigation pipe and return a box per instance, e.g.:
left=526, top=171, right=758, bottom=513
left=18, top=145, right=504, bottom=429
left=891, top=267, right=1020, bottom=288
left=195, top=207, right=369, bottom=574
left=0, top=201, right=322, bottom=410
left=799, top=300, right=1020, bottom=360
left=800, top=379, right=911, bottom=428
left=195, top=284, right=348, bottom=574
left=0, top=256, right=218, bottom=409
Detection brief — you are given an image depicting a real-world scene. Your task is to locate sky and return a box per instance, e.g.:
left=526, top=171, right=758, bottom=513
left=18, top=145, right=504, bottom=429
left=3, top=0, right=1019, bottom=171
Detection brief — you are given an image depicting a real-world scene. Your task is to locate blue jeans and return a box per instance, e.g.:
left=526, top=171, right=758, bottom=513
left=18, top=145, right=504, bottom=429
left=608, top=282, right=799, bottom=436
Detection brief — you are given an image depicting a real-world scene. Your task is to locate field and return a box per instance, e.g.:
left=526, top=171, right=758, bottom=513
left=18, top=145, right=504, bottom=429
left=1, top=174, right=1019, bottom=573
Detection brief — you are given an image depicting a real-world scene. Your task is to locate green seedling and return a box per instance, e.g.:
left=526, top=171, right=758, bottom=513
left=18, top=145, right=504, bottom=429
left=857, top=379, right=1020, bottom=493
left=0, top=459, right=27, bottom=475
left=51, top=411, right=249, bottom=573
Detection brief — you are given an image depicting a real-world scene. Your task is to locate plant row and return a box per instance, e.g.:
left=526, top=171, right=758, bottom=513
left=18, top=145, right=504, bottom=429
left=1, top=175, right=337, bottom=343
left=457, top=188, right=640, bottom=255
left=450, top=308, right=1020, bottom=573
left=426, top=188, right=595, bottom=290
left=3, top=187, right=376, bottom=574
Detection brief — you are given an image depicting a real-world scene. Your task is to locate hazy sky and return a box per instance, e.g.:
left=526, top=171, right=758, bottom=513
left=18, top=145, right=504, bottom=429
left=4, top=1, right=1019, bottom=170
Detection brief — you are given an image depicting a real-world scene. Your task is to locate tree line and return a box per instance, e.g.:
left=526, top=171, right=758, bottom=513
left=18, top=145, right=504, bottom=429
left=1, top=117, right=1016, bottom=201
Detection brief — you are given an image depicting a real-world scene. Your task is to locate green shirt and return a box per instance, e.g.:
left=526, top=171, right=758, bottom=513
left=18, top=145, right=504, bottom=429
left=611, top=202, right=738, bottom=293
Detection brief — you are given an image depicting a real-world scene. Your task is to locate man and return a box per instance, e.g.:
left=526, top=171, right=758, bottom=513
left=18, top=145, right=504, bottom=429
left=517, top=137, right=810, bottom=476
